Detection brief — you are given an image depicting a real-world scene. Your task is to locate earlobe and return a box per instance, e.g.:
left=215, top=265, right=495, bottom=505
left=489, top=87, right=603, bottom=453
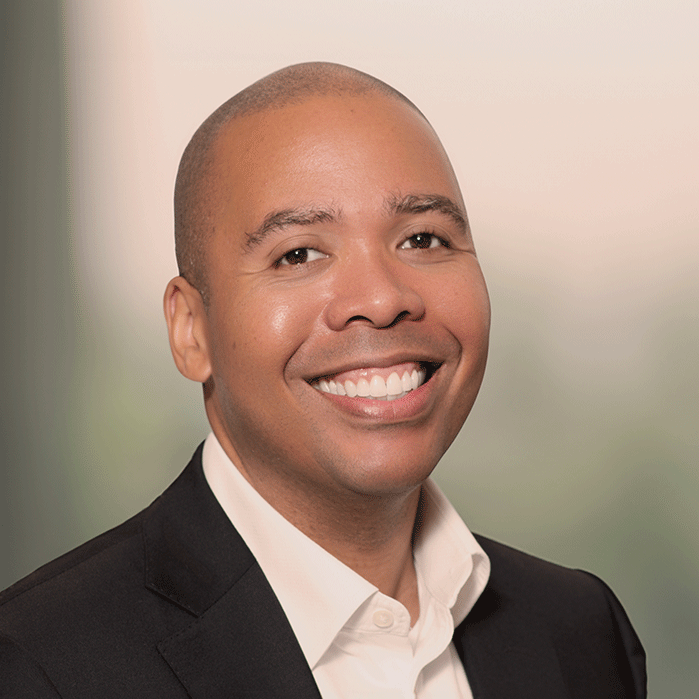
left=163, top=277, right=212, bottom=383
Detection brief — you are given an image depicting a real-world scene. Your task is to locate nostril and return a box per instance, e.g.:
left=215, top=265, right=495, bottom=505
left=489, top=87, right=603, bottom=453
left=346, top=315, right=371, bottom=325
left=387, top=311, right=413, bottom=328
left=345, top=309, right=418, bottom=328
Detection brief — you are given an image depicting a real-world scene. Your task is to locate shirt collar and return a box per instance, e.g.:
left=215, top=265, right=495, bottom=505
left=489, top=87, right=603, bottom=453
left=416, top=479, right=491, bottom=627
left=202, top=432, right=489, bottom=668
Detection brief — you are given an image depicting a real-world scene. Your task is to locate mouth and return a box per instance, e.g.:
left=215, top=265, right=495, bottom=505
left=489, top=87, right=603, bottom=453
left=310, top=361, right=438, bottom=402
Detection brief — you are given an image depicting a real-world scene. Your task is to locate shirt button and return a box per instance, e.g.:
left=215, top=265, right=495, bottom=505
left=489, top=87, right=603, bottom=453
left=372, top=609, right=394, bottom=628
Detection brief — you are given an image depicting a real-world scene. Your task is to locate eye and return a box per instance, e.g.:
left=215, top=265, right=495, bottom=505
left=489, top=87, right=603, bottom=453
left=277, top=247, right=327, bottom=266
left=400, top=232, right=448, bottom=250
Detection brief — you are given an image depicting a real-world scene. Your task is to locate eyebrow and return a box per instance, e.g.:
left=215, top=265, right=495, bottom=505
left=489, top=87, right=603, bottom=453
left=387, top=193, right=469, bottom=233
left=244, top=207, right=338, bottom=251
left=243, top=193, right=468, bottom=252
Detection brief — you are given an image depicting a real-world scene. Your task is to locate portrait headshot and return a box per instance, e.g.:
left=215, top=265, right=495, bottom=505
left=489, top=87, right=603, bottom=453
left=1, top=2, right=696, bottom=697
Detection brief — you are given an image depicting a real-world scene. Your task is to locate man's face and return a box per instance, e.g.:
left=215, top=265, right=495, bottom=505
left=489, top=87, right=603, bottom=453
left=199, top=92, right=490, bottom=508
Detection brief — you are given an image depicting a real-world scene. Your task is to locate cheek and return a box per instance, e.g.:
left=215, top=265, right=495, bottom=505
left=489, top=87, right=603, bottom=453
left=234, top=289, right=322, bottom=364
left=434, top=271, right=490, bottom=339
left=269, top=301, right=295, bottom=337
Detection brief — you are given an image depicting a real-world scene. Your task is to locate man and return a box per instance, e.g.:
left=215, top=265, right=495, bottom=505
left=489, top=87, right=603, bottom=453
left=0, top=62, right=645, bottom=697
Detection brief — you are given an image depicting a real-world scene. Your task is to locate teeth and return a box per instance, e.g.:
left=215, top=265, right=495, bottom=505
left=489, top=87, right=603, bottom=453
left=370, top=375, right=387, bottom=397
left=387, top=372, right=403, bottom=396
left=314, top=366, right=429, bottom=400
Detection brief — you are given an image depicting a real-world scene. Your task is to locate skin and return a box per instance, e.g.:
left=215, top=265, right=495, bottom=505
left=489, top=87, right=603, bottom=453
left=164, top=91, right=490, bottom=621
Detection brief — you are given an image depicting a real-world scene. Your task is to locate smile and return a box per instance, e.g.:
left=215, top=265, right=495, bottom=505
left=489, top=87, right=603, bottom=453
left=311, top=363, right=430, bottom=401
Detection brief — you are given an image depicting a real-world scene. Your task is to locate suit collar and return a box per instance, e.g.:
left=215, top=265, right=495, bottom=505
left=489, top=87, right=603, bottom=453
left=139, top=448, right=575, bottom=698
left=142, top=443, right=254, bottom=615
left=142, top=445, right=321, bottom=698
left=453, top=535, right=572, bottom=699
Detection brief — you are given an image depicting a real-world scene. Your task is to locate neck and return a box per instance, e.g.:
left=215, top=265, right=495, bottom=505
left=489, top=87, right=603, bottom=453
left=253, top=468, right=423, bottom=621
left=300, top=487, right=421, bottom=623
left=210, top=420, right=425, bottom=623
left=306, top=486, right=422, bottom=623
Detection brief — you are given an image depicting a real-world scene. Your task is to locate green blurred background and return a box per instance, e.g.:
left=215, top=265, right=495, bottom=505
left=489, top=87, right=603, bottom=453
left=1, top=1, right=697, bottom=695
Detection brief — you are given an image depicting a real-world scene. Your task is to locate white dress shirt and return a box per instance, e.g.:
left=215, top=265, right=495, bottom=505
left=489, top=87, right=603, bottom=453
left=203, top=433, right=490, bottom=698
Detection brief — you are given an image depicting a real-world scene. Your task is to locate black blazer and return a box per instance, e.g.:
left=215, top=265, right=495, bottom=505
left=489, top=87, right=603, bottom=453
left=0, top=445, right=646, bottom=698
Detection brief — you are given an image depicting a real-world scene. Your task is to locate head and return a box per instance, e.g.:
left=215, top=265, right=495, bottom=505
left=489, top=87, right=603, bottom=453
left=165, top=62, right=490, bottom=519
left=174, top=62, right=425, bottom=306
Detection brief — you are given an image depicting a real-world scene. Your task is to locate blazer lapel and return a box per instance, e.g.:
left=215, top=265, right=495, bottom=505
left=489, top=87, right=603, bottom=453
left=142, top=445, right=322, bottom=699
left=156, top=564, right=321, bottom=699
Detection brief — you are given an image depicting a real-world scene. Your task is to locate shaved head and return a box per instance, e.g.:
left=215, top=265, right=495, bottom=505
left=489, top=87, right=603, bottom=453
left=174, top=62, right=426, bottom=303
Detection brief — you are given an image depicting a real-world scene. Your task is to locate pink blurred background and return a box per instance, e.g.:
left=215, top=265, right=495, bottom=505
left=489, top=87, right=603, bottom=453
left=1, top=1, right=697, bottom=695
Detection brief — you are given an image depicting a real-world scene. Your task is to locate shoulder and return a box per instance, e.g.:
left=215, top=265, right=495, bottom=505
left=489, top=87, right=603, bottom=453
left=0, top=447, right=211, bottom=697
left=0, top=443, right=208, bottom=623
left=0, top=497, right=161, bottom=650
left=475, top=533, right=610, bottom=603
left=0, top=507, right=146, bottom=611
left=473, top=534, right=636, bottom=626
left=463, top=534, right=647, bottom=697
left=0, top=507, right=155, bottom=696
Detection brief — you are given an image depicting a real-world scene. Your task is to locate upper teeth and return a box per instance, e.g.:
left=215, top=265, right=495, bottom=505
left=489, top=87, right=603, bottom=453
left=315, top=368, right=427, bottom=401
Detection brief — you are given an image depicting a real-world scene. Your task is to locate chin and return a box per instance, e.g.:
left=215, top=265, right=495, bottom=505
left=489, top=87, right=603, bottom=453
left=324, top=445, right=444, bottom=498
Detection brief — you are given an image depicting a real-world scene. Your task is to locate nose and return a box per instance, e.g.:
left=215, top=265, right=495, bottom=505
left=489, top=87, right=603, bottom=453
left=324, top=251, right=426, bottom=330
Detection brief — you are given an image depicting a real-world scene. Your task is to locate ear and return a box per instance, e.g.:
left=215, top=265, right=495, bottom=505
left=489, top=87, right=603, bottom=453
left=163, top=276, right=212, bottom=383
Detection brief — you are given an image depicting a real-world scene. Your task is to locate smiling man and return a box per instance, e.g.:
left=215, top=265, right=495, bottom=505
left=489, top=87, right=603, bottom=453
left=0, top=63, right=645, bottom=698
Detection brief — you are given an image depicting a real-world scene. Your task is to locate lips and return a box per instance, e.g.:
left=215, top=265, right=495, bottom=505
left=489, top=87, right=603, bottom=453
left=310, top=362, right=434, bottom=401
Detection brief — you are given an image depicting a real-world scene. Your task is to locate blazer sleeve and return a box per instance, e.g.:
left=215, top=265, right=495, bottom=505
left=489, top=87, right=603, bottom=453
left=583, top=572, right=647, bottom=699
left=0, top=635, right=62, bottom=698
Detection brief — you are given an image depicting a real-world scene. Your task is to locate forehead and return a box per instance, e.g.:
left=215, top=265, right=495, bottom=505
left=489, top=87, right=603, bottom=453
left=209, top=92, right=463, bottom=233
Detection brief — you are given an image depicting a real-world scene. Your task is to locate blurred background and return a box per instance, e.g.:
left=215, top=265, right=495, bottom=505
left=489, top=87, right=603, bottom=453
left=1, top=0, right=696, bottom=694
